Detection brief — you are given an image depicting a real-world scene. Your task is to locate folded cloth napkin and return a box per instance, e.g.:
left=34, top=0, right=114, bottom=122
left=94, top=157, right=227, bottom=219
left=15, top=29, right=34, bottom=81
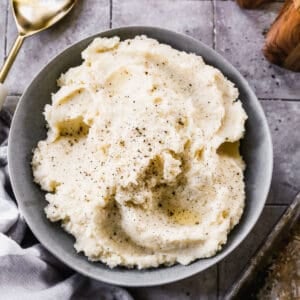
left=0, top=107, right=133, bottom=300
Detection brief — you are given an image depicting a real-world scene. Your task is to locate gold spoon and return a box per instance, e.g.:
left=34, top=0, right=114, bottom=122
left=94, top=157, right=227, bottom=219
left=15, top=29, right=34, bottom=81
left=0, top=0, right=77, bottom=108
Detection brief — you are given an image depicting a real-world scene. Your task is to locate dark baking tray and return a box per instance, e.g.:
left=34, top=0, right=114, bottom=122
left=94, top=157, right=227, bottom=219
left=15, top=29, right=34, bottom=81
left=225, top=192, right=300, bottom=300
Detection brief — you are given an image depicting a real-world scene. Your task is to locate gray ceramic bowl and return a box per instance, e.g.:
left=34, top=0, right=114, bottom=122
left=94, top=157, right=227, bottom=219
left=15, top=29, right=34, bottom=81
left=8, top=27, right=273, bottom=287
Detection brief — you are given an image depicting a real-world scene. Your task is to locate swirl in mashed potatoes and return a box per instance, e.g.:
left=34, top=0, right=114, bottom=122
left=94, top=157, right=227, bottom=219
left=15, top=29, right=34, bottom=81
left=32, top=36, right=248, bottom=269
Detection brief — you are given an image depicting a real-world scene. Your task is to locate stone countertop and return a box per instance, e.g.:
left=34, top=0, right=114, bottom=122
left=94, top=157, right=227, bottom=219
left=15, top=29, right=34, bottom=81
left=1, top=1, right=299, bottom=299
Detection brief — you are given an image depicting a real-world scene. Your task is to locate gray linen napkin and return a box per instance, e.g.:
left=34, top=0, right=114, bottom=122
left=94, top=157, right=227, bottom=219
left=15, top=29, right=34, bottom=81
left=0, top=106, right=133, bottom=300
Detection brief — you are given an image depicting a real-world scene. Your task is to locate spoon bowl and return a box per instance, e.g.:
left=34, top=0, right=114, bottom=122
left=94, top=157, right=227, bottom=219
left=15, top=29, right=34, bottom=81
left=0, top=0, right=76, bottom=86
left=12, top=0, right=76, bottom=36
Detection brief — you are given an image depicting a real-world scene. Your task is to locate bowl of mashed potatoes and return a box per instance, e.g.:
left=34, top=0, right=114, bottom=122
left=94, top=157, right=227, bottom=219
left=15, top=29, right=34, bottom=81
left=8, top=27, right=273, bottom=286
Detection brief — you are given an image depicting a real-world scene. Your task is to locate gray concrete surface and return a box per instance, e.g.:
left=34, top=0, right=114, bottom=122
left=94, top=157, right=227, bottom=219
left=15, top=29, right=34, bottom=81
left=0, top=0, right=7, bottom=67
left=215, top=1, right=300, bottom=99
left=1, top=0, right=299, bottom=299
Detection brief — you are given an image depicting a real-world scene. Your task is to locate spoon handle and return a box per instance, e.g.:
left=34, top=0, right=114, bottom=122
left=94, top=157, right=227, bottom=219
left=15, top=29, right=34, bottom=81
left=0, top=83, right=8, bottom=110
left=0, top=35, right=25, bottom=110
left=0, top=35, right=25, bottom=83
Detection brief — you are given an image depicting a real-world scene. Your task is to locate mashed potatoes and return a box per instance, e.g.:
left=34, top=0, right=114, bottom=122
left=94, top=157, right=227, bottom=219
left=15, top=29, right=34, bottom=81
left=32, top=36, right=248, bottom=269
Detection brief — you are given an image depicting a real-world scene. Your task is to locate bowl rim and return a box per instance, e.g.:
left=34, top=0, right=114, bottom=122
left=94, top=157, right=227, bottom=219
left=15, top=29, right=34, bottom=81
left=8, top=26, right=273, bottom=287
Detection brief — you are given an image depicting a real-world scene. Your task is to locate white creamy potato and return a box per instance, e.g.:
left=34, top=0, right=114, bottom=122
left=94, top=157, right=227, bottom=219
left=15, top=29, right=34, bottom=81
left=32, top=36, right=248, bottom=269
